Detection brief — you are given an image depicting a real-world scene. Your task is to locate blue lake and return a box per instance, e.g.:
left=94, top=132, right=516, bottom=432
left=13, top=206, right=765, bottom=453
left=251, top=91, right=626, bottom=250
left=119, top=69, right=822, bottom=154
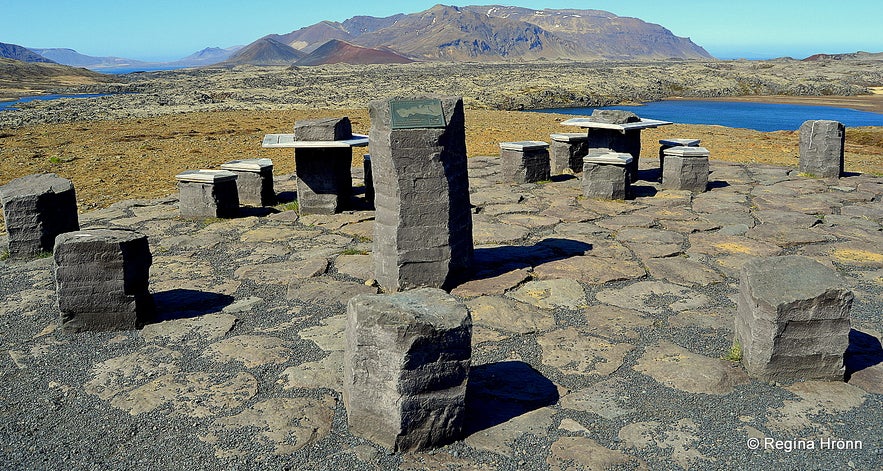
left=0, top=93, right=110, bottom=111
left=536, top=100, right=883, bottom=132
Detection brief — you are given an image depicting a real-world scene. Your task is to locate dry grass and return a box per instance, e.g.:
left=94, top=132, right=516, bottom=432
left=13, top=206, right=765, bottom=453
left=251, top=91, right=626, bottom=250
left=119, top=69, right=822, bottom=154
left=0, top=109, right=881, bottom=218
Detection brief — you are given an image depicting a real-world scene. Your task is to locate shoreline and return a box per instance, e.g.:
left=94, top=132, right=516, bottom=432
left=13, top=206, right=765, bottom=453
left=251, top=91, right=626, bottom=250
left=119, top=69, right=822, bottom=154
left=664, top=93, right=883, bottom=114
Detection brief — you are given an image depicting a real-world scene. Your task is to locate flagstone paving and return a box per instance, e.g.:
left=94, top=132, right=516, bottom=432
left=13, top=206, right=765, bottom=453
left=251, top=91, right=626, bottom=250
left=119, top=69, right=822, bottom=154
left=1, top=158, right=881, bottom=470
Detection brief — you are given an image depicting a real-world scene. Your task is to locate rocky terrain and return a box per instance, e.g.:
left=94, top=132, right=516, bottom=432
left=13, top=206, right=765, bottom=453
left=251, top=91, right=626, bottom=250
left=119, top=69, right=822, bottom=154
left=1, top=154, right=881, bottom=470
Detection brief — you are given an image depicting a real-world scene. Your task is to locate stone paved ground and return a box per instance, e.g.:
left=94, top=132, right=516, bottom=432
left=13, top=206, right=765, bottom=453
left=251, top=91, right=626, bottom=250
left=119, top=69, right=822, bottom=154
left=1, top=158, right=881, bottom=470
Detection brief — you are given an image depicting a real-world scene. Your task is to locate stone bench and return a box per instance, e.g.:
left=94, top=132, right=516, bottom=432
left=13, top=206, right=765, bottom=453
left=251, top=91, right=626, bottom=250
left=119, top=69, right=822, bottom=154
left=175, top=170, right=239, bottom=218
left=220, top=158, right=276, bottom=207
left=582, top=151, right=632, bottom=200
left=661, top=146, right=710, bottom=193
left=658, top=138, right=700, bottom=179
left=500, top=141, right=550, bottom=184
left=0, top=173, right=79, bottom=259
left=549, top=133, right=588, bottom=175
left=735, top=255, right=852, bottom=381
left=344, top=288, right=472, bottom=452
left=54, top=229, right=154, bottom=332
left=799, top=120, right=845, bottom=178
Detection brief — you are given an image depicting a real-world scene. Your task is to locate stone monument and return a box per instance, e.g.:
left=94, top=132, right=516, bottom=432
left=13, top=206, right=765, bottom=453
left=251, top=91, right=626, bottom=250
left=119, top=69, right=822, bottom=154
left=799, top=120, right=845, bottom=178
left=0, top=173, right=79, bottom=259
left=368, top=96, right=473, bottom=291
left=344, top=288, right=472, bottom=452
left=735, top=255, right=853, bottom=381
left=54, top=229, right=154, bottom=332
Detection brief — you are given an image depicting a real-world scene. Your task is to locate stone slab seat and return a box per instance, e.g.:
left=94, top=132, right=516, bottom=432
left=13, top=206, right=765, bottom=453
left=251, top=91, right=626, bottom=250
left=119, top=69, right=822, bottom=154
left=175, top=169, right=239, bottom=218
left=582, top=151, right=632, bottom=200
left=0, top=173, right=80, bottom=259
left=220, top=158, right=276, bottom=207
left=500, top=141, right=551, bottom=184
left=658, top=138, right=701, bottom=179
left=53, top=228, right=154, bottom=332
left=344, top=288, right=472, bottom=452
left=661, top=146, right=710, bottom=193
left=550, top=133, right=589, bottom=175
left=735, top=255, right=853, bottom=382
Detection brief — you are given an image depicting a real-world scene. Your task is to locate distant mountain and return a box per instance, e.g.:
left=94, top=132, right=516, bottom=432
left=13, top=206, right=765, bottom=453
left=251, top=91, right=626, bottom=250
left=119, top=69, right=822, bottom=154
left=220, top=38, right=306, bottom=66
left=29, top=47, right=153, bottom=69
left=263, top=4, right=712, bottom=62
left=1, top=42, right=55, bottom=63
left=169, top=46, right=241, bottom=66
left=295, top=40, right=413, bottom=66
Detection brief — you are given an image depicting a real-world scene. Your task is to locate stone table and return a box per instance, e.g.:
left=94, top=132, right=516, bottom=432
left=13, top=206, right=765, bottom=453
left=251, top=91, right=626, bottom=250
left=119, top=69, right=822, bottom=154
left=561, top=115, right=671, bottom=181
left=262, top=133, right=368, bottom=215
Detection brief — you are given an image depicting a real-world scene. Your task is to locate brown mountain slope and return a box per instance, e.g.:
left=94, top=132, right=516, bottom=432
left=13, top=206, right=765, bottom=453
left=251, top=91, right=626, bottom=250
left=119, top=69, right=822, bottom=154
left=472, top=6, right=712, bottom=59
left=0, top=58, right=113, bottom=100
left=294, top=40, right=413, bottom=66
left=260, top=4, right=711, bottom=62
left=220, top=38, right=306, bottom=66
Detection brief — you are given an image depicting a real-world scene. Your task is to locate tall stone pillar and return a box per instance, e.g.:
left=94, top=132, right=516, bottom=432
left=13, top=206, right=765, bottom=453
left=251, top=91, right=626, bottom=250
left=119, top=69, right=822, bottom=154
left=368, top=96, right=473, bottom=292
left=799, top=120, right=845, bottom=178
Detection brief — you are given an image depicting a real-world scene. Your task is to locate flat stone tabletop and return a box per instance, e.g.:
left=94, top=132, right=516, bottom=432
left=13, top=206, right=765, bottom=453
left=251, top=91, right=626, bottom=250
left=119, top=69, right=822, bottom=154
left=261, top=133, right=369, bottom=148
left=220, top=158, right=274, bottom=172
left=174, top=169, right=237, bottom=183
left=584, top=152, right=634, bottom=165
left=660, top=138, right=701, bottom=146
left=561, top=117, right=672, bottom=131
left=500, top=140, right=550, bottom=151
left=663, top=146, right=710, bottom=157
left=550, top=133, right=589, bottom=142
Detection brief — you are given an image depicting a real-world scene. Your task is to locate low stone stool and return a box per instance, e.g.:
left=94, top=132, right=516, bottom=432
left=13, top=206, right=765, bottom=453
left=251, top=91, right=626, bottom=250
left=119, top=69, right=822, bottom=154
left=220, top=158, right=276, bottom=207
left=582, top=151, right=632, bottom=200
left=658, top=138, right=700, bottom=179
left=175, top=170, right=239, bottom=218
left=54, top=229, right=154, bottom=332
left=799, top=120, right=845, bottom=178
left=661, top=146, right=710, bottom=193
left=735, top=255, right=852, bottom=381
left=500, top=141, right=550, bottom=183
left=344, top=288, right=472, bottom=452
left=550, top=133, right=588, bottom=174
left=0, top=173, right=79, bottom=259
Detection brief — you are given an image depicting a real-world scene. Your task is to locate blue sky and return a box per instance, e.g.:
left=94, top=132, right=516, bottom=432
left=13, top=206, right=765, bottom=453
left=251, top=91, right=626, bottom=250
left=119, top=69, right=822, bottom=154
left=2, top=1, right=882, bottom=61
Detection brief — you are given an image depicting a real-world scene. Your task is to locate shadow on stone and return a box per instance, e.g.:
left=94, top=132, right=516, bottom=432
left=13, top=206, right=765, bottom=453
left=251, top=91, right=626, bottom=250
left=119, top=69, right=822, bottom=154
left=844, top=329, right=883, bottom=381
left=630, top=185, right=657, bottom=198
left=841, top=171, right=863, bottom=178
left=276, top=191, right=297, bottom=204
left=239, top=206, right=279, bottom=217
left=465, top=361, right=559, bottom=435
left=637, top=168, right=660, bottom=182
left=707, top=180, right=731, bottom=190
left=468, top=238, right=591, bottom=280
left=550, top=174, right=577, bottom=183
left=150, top=289, right=236, bottom=322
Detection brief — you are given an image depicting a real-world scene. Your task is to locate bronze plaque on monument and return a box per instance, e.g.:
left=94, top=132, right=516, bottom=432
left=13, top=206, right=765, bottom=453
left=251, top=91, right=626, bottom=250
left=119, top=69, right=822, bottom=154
left=389, top=99, right=447, bottom=129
